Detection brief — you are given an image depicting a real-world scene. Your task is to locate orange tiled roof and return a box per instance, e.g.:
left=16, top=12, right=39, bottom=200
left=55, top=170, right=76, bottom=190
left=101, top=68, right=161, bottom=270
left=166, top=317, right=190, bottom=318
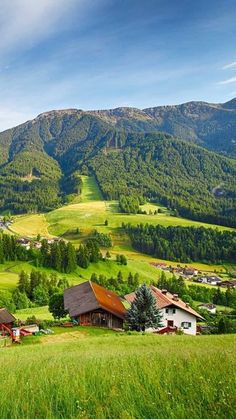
left=90, top=282, right=127, bottom=319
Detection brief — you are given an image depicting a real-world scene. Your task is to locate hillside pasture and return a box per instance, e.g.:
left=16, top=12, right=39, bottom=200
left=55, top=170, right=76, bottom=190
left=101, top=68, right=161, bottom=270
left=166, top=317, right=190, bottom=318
left=4, top=176, right=234, bottom=292
left=10, top=214, right=51, bottom=238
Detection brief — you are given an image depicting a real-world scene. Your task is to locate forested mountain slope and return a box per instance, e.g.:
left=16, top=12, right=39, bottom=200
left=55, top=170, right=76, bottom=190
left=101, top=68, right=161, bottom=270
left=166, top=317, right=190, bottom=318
left=90, top=133, right=236, bottom=227
left=0, top=111, right=125, bottom=213
left=92, top=98, right=236, bottom=157
left=0, top=108, right=236, bottom=227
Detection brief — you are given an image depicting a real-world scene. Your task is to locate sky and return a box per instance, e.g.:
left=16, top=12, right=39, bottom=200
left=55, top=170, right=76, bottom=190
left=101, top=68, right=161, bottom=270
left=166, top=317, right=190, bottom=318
left=0, top=0, right=236, bottom=130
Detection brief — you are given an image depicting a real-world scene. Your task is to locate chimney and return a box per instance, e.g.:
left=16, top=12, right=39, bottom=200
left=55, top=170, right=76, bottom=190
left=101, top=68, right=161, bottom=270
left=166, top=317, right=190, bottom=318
left=161, top=289, right=167, bottom=295
left=173, top=294, right=179, bottom=301
left=186, top=303, right=190, bottom=308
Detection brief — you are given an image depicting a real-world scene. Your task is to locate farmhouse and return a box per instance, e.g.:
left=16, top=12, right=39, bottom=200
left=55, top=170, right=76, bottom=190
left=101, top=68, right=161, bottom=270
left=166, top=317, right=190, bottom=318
left=183, top=267, right=198, bottom=277
left=64, top=281, right=126, bottom=329
left=198, top=303, right=216, bottom=314
left=197, top=275, right=221, bottom=286
left=125, top=286, right=204, bottom=335
left=0, top=308, right=16, bottom=331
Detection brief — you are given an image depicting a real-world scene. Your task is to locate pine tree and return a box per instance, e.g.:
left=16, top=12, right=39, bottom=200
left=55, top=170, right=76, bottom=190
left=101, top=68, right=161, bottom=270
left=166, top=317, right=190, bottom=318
left=127, top=284, right=163, bottom=332
left=0, top=240, right=4, bottom=263
left=105, top=251, right=111, bottom=259
left=66, top=242, right=77, bottom=273
left=18, top=270, right=30, bottom=295
left=127, top=272, right=134, bottom=287
left=77, top=245, right=89, bottom=268
left=90, top=273, right=98, bottom=283
left=117, top=270, right=124, bottom=284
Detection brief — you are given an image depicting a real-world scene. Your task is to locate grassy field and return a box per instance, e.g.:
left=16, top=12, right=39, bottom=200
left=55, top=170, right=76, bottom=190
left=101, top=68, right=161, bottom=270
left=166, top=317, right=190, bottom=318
left=10, top=213, right=52, bottom=238
left=3, top=175, right=234, bottom=297
left=11, top=176, right=233, bottom=241
left=0, top=332, right=235, bottom=418
left=16, top=305, right=53, bottom=320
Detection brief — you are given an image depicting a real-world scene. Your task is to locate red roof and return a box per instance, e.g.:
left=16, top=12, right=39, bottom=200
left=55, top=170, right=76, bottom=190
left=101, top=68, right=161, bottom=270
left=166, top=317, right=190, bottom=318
left=125, top=286, right=204, bottom=320
left=64, top=281, right=126, bottom=319
left=90, top=282, right=126, bottom=319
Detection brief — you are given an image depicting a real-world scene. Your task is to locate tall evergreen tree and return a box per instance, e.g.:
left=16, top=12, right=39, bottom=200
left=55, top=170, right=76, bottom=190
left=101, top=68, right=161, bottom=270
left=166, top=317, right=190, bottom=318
left=18, top=270, right=30, bottom=295
left=127, top=284, right=162, bottom=332
left=66, top=242, right=77, bottom=273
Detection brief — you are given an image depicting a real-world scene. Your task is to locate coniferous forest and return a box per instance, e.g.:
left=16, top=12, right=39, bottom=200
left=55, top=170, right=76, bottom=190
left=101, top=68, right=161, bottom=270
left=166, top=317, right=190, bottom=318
left=0, top=111, right=236, bottom=228
left=124, top=223, right=236, bottom=263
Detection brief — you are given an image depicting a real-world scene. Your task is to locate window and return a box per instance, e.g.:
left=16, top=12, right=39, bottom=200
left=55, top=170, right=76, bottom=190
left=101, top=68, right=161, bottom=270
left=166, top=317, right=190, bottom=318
left=181, top=322, right=191, bottom=329
left=165, top=308, right=169, bottom=314
left=172, top=308, right=176, bottom=314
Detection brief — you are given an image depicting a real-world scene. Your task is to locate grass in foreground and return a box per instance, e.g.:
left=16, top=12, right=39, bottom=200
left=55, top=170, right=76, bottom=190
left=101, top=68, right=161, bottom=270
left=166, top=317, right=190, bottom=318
left=0, top=333, right=235, bottom=418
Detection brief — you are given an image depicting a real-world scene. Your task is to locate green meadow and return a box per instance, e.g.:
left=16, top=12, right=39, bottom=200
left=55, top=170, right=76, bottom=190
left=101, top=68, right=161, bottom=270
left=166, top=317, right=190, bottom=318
left=1, top=175, right=234, bottom=317
left=10, top=176, right=235, bottom=268
left=0, top=332, right=235, bottom=418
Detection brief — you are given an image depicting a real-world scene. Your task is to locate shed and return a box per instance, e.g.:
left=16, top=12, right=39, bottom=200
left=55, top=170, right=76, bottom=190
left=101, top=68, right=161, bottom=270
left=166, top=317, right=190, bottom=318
left=0, top=308, right=16, bottom=331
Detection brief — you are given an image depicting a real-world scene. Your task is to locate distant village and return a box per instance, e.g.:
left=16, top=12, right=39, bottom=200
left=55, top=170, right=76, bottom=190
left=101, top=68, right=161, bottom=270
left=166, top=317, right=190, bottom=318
left=1, top=217, right=236, bottom=343
left=150, top=262, right=236, bottom=289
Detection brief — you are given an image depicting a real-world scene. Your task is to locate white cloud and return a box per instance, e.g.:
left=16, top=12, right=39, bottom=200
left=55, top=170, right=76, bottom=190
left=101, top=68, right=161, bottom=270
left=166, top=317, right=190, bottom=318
left=222, top=61, right=236, bottom=70
left=218, top=77, right=236, bottom=85
left=0, top=0, right=84, bottom=59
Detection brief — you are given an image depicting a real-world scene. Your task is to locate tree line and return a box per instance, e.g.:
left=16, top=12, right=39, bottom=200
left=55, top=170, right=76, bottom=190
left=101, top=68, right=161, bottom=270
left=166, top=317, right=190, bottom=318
left=90, top=270, right=139, bottom=295
left=0, top=270, right=70, bottom=312
left=124, top=223, right=236, bottom=263
left=0, top=234, right=107, bottom=274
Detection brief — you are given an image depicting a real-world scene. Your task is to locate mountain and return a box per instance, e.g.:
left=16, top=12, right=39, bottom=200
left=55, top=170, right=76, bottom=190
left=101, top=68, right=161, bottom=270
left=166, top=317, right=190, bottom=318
left=0, top=104, right=236, bottom=227
left=91, top=98, right=236, bottom=157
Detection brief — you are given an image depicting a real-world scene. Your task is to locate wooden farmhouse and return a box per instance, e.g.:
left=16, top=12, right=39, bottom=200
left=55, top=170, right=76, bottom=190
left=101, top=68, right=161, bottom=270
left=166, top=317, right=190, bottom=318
left=125, top=286, right=204, bottom=335
left=0, top=308, right=16, bottom=331
left=64, top=281, right=126, bottom=329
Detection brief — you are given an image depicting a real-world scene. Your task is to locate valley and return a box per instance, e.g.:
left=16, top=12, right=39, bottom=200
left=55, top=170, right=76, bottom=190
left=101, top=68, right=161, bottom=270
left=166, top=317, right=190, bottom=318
left=0, top=175, right=235, bottom=322
left=1, top=3, right=236, bottom=418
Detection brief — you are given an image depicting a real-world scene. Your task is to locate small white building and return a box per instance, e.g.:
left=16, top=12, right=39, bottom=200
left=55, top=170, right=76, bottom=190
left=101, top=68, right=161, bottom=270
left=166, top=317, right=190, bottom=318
left=125, top=286, right=204, bottom=335
left=198, top=303, right=216, bottom=314
left=198, top=276, right=221, bottom=286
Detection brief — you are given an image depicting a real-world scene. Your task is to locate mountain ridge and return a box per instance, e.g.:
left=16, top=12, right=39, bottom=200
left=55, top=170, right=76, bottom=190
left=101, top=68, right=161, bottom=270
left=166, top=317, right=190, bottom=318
left=3, top=96, right=233, bottom=158
left=0, top=100, right=236, bottom=227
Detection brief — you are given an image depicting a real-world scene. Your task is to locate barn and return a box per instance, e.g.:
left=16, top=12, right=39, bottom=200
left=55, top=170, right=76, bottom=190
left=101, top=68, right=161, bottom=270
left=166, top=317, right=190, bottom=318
left=0, top=308, right=16, bottom=332
left=64, top=281, right=126, bottom=329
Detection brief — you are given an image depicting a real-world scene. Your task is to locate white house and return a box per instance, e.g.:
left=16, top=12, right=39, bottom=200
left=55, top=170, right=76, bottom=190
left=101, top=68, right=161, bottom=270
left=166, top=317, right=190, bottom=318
left=198, top=276, right=221, bottom=286
left=198, top=303, right=216, bottom=314
left=125, top=286, right=204, bottom=335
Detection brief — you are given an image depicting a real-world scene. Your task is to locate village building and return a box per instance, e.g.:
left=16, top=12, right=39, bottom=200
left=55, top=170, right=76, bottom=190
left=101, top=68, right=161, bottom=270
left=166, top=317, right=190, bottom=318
left=125, top=286, right=204, bottom=335
left=183, top=267, right=198, bottom=277
left=219, top=280, right=236, bottom=289
left=0, top=308, right=16, bottom=332
left=198, top=303, right=216, bottom=314
left=16, top=237, right=31, bottom=250
left=196, top=275, right=221, bottom=286
left=64, top=281, right=126, bottom=329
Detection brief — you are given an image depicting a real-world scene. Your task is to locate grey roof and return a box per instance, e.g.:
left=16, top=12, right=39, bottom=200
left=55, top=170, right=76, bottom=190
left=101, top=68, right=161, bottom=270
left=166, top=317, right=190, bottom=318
left=64, top=281, right=99, bottom=317
left=64, top=281, right=126, bottom=319
left=0, top=308, right=16, bottom=324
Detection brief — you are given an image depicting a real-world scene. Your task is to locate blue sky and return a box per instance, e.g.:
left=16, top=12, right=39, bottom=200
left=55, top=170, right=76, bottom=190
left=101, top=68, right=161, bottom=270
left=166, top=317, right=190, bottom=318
left=0, top=0, right=236, bottom=130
